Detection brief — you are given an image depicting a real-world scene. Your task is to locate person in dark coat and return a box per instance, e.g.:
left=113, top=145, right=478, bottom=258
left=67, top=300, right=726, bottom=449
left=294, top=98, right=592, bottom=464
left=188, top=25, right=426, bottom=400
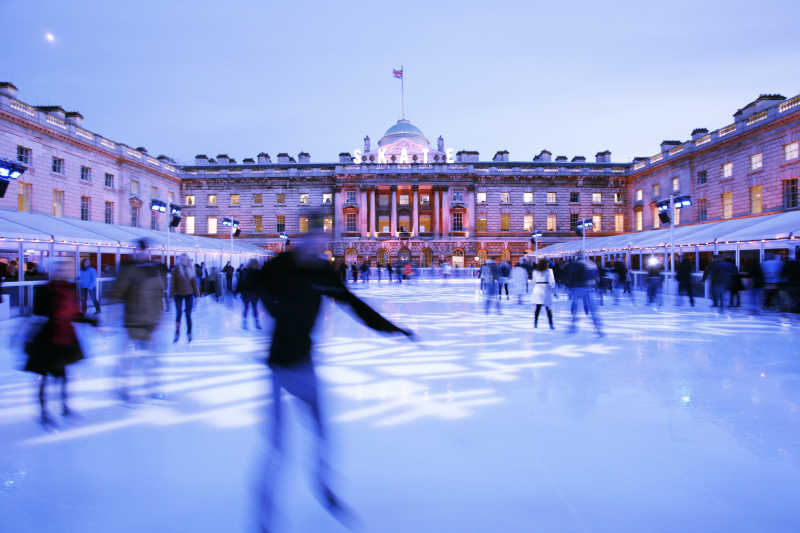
left=238, top=258, right=261, bottom=330
left=222, top=261, right=234, bottom=293
left=727, top=258, right=743, bottom=307
left=676, top=256, right=695, bottom=306
left=350, top=263, right=358, bottom=283
left=25, top=260, right=97, bottom=427
left=703, top=254, right=736, bottom=312
left=256, top=213, right=413, bottom=530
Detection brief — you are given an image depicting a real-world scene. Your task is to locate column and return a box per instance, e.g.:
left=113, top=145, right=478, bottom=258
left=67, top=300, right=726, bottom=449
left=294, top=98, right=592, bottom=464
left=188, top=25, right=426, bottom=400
left=442, top=188, right=450, bottom=234
left=360, top=189, right=368, bottom=238
left=412, top=187, right=419, bottom=236
left=390, top=186, right=397, bottom=237
left=466, top=187, right=475, bottom=236
left=369, top=187, right=376, bottom=237
left=433, top=187, right=440, bottom=239
left=334, top=189, right=344, bottom=239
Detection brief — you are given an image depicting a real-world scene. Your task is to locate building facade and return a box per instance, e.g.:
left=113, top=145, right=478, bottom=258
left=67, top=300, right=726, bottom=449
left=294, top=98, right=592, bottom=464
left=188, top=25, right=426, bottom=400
left=1, top=80, right=799, bottom=267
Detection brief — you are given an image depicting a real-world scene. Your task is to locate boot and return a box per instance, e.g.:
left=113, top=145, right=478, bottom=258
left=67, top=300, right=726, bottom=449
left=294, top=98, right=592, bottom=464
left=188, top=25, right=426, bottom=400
left=173, top=328, right=180, bottom=343
left=547, top=309, right=554, bottom=330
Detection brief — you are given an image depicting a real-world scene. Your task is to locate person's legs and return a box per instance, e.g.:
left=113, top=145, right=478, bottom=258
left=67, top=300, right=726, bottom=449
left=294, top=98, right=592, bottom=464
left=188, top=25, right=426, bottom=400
left=60, top=373, right=70, bottom=415
left=185, top=295, right=193, bottom=339
left=546, top=306, right=554, bottom=329
left=80, top=287, right=88, bottom=315
left=174, top=296, right=184, bottom=342
left=534, top=304, right=541, bottom=327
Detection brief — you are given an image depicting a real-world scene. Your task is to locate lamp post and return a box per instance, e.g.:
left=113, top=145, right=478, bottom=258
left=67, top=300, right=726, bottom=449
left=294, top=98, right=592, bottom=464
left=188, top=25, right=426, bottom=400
left=656, top=194, right=691, bottom=278
left=222, top=217, right=240, bottom=262
left=530, top=230, right=542, bottom=254
left=0, top=157, right=26, bottom=199
left=575, top=219, right=593, bottom=258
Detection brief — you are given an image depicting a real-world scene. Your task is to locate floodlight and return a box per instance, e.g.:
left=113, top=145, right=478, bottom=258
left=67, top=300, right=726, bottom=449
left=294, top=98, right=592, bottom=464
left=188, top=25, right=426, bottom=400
left=0, top=157, right=26, bottom=198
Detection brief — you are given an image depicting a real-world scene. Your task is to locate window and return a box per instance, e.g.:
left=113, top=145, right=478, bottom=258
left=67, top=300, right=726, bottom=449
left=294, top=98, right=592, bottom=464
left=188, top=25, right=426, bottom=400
left=378, top=216, right=390, bottom=233
left=615, top=213, right=624, bottom=232
left=80, top=196, right=90, bottom=221
left=452, top=212, right=463, bottom=232
left=523, top=214, right=533, bottom=231
left=104, top=173, right=114, bottom=188
left=17, top=146, right=31, bottom=164
left=277, top=193, right=286, bottom=205
left=570, top=213, right=579, bottom=231
left=130, top=206, right=139, bottom=227
left=104, top=202, right=114, bottom=224
left=635, top=189, right=643, bottom=201
left=51, top=157, right=64, bottom=174
left=346, top=213, right=357, bottom=232
left=323, top=193, right=333, bottom=205
left=420, top=193, right=430, bottom=206
left=592, top=192, right=602, bottom=204
left=52, top=190, right=64, bottom=217
left=652, top=183, right=660, bottom=198
left=750, top=186, right=763, bottom=214
left=635, top=209, right=643, bottom=231
left=230, top=194, right=240, bottom=205
left=500, top=192, right=510, bottom=204
left=17, top=182, right=32, bottom=212
left=186, top=195, right=195, bottom=206
left=399, top=193, right=409, bottom=205
left=722, top=192, right=733, bottom=219
left=452, top=190, right=464, bottom=203
left=570, top=192, right=579, bottom=203
left=168, top=191, right=174, bottom=204
left=378, top=194, right=388, bottom=207
left=476, top=192, right=487, bottom=204
left=323, top=217, right=333, bottom=233
left=592, top=214, right=601, bottom=232
left=547, top=192, right=557, bottom=203
left=722, top=162, right=733, bottom=179
left=698, top=198, right=708, bottom=221
left=276, top=215, right=285, bottom=233
left=185, top=216, right=195, bottom=234
left=299, top=216, right=309, bottom=233
left=253, top=193, right=262, bottom=205
left=785, top=142, right=799, bottom=161
left=207, top=194, right=217, bottom=206
left=652, top=206, right=660, bottom=228
left=254, top=215, right=263, bottom=233
left=500, top=213, right=510, bottom=232
left=750, top=153, right=763, bottom=170
left=150, top=209, right=158, bottom=230
left=784, top=178, right=798, bottom=208
left=419, top=214, right=431, bottom=232
left=546, top=214, right=557, bottom=232
left=476, top=217, right=487, bottom=232
left=523, top=192, right=533, bottom=203
left=614, top=192, right=624, bottom=203
left=697, top=170, right=707, bottom=185
left=674, top=207, right=680, bottom=226
left=398, top=215, right=410, bottom=232
left=151, top=186, right=159, bottom=199
left=129, top=179, right=139, bottom=195
left=80, top=166, right=91, bottom=182
left=672, top=177, right=680, bottom=192
left=345, top=191, right=356, bottom=204
left=207, top=216, right=217, bottom=234
left=299, top=193, right=309, bottom=205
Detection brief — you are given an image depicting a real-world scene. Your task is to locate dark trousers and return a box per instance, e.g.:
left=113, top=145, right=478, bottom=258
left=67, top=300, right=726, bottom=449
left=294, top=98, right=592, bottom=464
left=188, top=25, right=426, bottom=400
left=174, top=294, right=193, bottom=333
left=80, top=287, right=100, bottom=314
left=678, top=282, right=694, bottom=306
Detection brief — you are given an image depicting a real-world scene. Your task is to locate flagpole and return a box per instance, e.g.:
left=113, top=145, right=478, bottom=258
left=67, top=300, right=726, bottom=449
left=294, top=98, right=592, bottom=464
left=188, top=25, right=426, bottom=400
left=401, top=64, right=405, bottom=119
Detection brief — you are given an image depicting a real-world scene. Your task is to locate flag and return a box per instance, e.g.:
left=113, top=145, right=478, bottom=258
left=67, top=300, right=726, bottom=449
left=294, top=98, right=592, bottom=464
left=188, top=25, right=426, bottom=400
left=393, top=68, right=403, bottom=79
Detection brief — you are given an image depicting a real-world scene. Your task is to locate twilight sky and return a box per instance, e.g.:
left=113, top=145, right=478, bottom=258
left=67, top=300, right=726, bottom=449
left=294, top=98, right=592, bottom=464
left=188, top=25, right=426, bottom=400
left=3, top=0, right=798, bottom=165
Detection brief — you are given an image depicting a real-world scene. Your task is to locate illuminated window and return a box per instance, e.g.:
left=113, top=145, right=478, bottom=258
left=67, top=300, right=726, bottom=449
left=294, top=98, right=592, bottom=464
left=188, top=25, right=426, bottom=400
left=652, top=205, right=660, bottom=228
left=186, top=195, right=195, bottom=206
left=378, top=216, right=390, bottom=233
left=476, top=192, right=487, bottom=204
left=398, top=215, right=410, bottom=232
left=592, top=214, right=601, bottom=232
left=697, top=170, right=707, bottom=184
left=500, top=214, right=510, bottom=231
left=105, top=173, right=114, bottom=188
left=207, top=216, right=217, bottom=234
left=185, top=216, right=195, bottom=234
left=614, top=192, right=623, bottom=203
left=722, top=192, right=733, bottom=218
left=750, top=186, right=762, bottom=214
left=52, top=157, right=64, bottom=174
left=500, top=192, right=510, bottom=204
left=722, top=162, right=733, bottom=178
left=452, top=212, right=463, bottom=231
left=615, top=213, right=624, bottom=232
left=254, top=215, right=263, bottom=233
left=420, top=193, right=430, bottom=206
left=276, top=215, right=285, bottom=233
left=546, top=214, right=556, bottom=232
left=592, top=192, right=602, bottom=204
left=399, top=193, right=409, bottom=205
left=207, top=194, right=217, bottom=206
left=635, top=189, right=643, bottom=201
left=523, top=214, right=533, bottom=231
left=277, top=193, right=286, bottom=205
left=346, top=191, right=356, bottom=204
left=16, top=146, right=31, bottom=164
left=130, top=179, right=139, bottom=195
left=323, top=217, right=333, bottom=232
left=783, top=179, right=798, bottom=208
left=299, top=216, right=308, bottom=233
left=546, top=192, right=556, bottom=203
left=698, top=198, right=708, bottom=221
left=652, top=183, right=660, bottom=198
left=570, top=192, right=579, bottom=203
left=635, top=209, right=643, bottom=231
left=419, top=215, right=431, bottom=232
left=785, top=142, right=799, bottom=161
left=476, top=217, right=487, bottom=232
left=674, top=207, right=681, bottom=225
left=81, top=196, right=90, bottom=221
left=253, top=193, right=262, bottom=205
left=750, top=153, right=763, bottom=170
left=299, top=193, right=309, bottom=204
left=322, top=193, right=333, bottom=205
left=17, top=182, right=31, bottom=212
left=80, top=166, right=91, bottom=182
left=346, top=213, right=357, bottom=232
left=130, top=206, right=139, bottom=227
left=52, top=190, right=64, bottom=217
left=672, top=177, right=680, bottom=192
left=231, top=194, right=240, bottom=205
left=523, top=192, right=533, bottom=203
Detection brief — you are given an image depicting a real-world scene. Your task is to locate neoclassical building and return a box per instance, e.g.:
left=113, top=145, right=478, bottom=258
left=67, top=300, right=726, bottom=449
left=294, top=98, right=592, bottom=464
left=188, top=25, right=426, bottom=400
left=1, top=79, right=799, bottom=268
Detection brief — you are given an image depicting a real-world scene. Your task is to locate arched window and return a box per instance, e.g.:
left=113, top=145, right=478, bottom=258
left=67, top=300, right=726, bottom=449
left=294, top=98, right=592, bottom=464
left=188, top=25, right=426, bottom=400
left=345, top=248, right=358, bottom=265
left=451, top=248, right=465, bottom=268
left=477, top=249, right=488, bottom=263
left=398, top=247, right=411, bottom=264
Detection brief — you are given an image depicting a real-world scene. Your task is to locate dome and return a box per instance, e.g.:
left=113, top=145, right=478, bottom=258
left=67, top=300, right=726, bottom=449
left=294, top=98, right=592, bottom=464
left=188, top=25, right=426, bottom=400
left=378, top=119, right=430, bottom=147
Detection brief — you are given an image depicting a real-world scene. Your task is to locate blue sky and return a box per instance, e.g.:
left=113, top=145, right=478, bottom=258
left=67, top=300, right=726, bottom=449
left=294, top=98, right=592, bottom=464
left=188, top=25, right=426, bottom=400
left=3, top=0, right=798, bottom=164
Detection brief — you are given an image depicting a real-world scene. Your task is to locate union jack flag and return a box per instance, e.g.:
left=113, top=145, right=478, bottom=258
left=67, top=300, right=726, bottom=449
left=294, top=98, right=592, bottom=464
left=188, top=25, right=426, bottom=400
left=393, top=68, right=403, bottom=79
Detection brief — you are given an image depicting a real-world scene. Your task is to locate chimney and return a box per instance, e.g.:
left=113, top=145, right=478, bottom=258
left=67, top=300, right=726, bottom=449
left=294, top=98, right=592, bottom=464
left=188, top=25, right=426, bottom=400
left=228, top=158, right=237, bottom=164
left=660, top=140, right=681, bottom=152
left=35, top=105, right=66, bottom=120
left=194, top=154, right=208, bottom=165
left=0, top=82, right=19, bottom=99
left=339, top=152, right=352, bottom=163
left=298, top=151, right=310, bottom=163
left=492, top=150, right=509, bottom=162
left=242, top=158, right=255, bottom=164
left=571, top=156, right=586, bottom=163
left=277, top=153, right=290, bottom=164
left=216, top=154, right=229, bottom=165
left=257, top=152, right=271, bottom=164
left=691, top=128, right=709, bottom=140
left=65, top=111, right=83, bottom=126
left=157, top=155, right=175, bottom=164
left=537, top=149, right=552, bottom=162
left=136, top=146, right=148, bottom=154
left=555, top=155, right=568, bottom=162
left=595, top=150, right=611, bottom=163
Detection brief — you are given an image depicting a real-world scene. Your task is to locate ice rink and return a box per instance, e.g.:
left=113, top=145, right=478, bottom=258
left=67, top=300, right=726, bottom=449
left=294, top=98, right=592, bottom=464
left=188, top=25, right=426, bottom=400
left=2, top=280, right=800, bottom=532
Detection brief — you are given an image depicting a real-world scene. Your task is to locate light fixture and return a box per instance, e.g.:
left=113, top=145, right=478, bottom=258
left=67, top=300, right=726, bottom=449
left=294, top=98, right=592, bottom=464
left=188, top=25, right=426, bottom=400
left=0, top=157, right=26, bottom=198
left=169, top=204, right=182, bottom=227
left=150, top=199, right=167, bottom=213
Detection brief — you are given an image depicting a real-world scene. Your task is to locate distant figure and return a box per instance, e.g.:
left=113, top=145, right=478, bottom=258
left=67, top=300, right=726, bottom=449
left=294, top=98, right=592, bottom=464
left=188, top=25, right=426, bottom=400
left=223, top=261, right=234, bottom=293
left=239, top=258, right=261, bottom=330
left=498, top=260, right=511, bottom=300
left=703, top=254, right=736, bottom=313
left=360, top=261, right=370, bottom=283
left=761, top=254, right=783, bottom=309
left=510, top=262, right=528, bottom=304
left=676, top=256, right=695, bottom=307
left=646, top=256, right=663, bottom=306
left=350, top=263, right=358, bottom=284
left=567, top=258, right=603, bottom=336
left=171, top=253, right=199, bottom=343
left=727, top=258, right=743, bottom=307
left=782, top=255, right=800, bottom=312
left=387, top=262, right=393, bottom=282
left=78, top=258, right=101, bottom=315
left=481, top=259, right=501, bottom=314
left=256, top=213, right=413, bottom=531
left=531, top=259, right=556, bottom=329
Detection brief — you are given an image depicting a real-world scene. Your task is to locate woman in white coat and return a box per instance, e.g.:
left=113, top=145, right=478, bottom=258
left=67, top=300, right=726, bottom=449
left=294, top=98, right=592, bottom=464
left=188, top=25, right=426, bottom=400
left=532, top=259, right=556, bottom=329
left=510, top=262, right=528, bottom=304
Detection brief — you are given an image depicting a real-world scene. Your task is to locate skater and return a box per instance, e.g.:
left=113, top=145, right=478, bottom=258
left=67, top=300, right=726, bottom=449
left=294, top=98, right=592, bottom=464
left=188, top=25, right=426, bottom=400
left=239, top=258, right=261, bottom=330
left=350, top=263, right=358, bottom=284
left=78, top=258, right=101, bottom=315
left=676, top=255, right=695, bottom=306
left=481, top=258, right=501, bottom=314
left=532, top=259, right=555, bottom=329
left=703, top=254, right=735, bottom=313
left=567, top=257, right=603, bottom=336
left=171, top=253, right=199, bottom=343
left=223, top=261, right=235, bottom=293
left=646, top=255, right=663, bottom=306
left=499, top=260, right=511, bottom=300
left=24, top=260, right=97, bottom=427
left=510, top=261, right=528, bottom=304
left=255, top=212, right=413, bottom=532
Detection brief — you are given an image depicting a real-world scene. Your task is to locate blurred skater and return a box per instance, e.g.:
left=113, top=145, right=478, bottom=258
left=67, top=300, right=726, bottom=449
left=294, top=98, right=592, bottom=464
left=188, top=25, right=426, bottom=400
left=567, top=257, right=603, bottom=336
left=481, top=259, right=501, bottom=314
left=676, top=255, right=695, bottom=307
left=532, top=259, right=555, bottom=329
left=171, top=253, right=199, bottom=343
left=239, top=258, right=261, bottom=330
left=78, top=258, right=101, bottom=315
left=510, top=261, right=528, bottom=304
left=255, top=212, right=413, bottom=531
